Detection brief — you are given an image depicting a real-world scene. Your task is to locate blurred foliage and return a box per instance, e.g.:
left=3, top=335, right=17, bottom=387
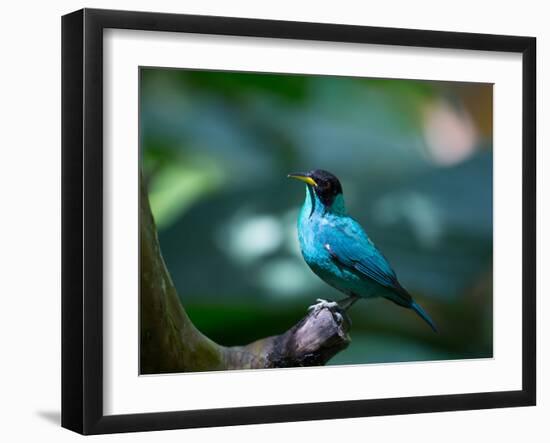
left=140, top=67, right=493, bottom=366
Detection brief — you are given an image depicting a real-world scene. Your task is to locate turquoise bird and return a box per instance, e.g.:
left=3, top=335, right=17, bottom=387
left=288, top=169, right=437, bottom=332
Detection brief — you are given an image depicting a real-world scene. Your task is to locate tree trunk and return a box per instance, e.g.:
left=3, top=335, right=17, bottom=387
left=139, top=177, right=352, bottom=374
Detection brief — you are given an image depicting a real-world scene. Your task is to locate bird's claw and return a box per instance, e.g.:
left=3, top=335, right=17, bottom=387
left=308, top=298, right=338, bottom=312
left=307, top=298, right=345, bottom=325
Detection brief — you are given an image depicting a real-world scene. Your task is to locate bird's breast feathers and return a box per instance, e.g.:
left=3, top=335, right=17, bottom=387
left=297, top=212, right=383, bottom=298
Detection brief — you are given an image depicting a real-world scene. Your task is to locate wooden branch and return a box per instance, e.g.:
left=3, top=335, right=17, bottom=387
left=140, top=176, right=352, bottom=374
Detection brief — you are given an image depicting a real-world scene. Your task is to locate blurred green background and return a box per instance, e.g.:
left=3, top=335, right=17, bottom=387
left=140, top=67, right=493, bottom=366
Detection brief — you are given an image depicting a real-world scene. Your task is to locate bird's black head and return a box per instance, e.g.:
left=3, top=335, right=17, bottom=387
left=288, top=169, right=343, bottom=207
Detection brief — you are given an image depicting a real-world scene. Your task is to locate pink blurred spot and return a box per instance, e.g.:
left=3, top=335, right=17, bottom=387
left=422, top=100, right=478, bottom=166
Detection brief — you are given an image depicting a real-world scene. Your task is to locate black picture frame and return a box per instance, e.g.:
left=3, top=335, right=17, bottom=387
left=62, top=8, right=536, bottom=435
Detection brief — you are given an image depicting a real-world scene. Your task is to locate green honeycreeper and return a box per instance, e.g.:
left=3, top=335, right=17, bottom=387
left=288, top=169, right=437, bottom=333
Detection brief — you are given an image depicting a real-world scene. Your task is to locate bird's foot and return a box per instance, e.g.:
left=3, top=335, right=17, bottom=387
left=308, top=298, right=338, bottom=312
left=308, top=298, right=345, bottom=326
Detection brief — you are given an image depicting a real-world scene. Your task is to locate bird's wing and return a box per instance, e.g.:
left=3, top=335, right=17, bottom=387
left=321, top=217, right=408, bottom=298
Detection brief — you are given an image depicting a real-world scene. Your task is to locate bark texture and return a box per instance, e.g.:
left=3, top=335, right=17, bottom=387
left=140, top=178, right=352, bottom=374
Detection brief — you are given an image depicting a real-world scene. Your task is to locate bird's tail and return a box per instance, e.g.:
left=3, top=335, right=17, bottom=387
left=410, top=301, right=438, bottom=333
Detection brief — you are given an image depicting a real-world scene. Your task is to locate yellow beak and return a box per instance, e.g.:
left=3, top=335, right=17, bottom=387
left=287, top=173, right=317, bottom=187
